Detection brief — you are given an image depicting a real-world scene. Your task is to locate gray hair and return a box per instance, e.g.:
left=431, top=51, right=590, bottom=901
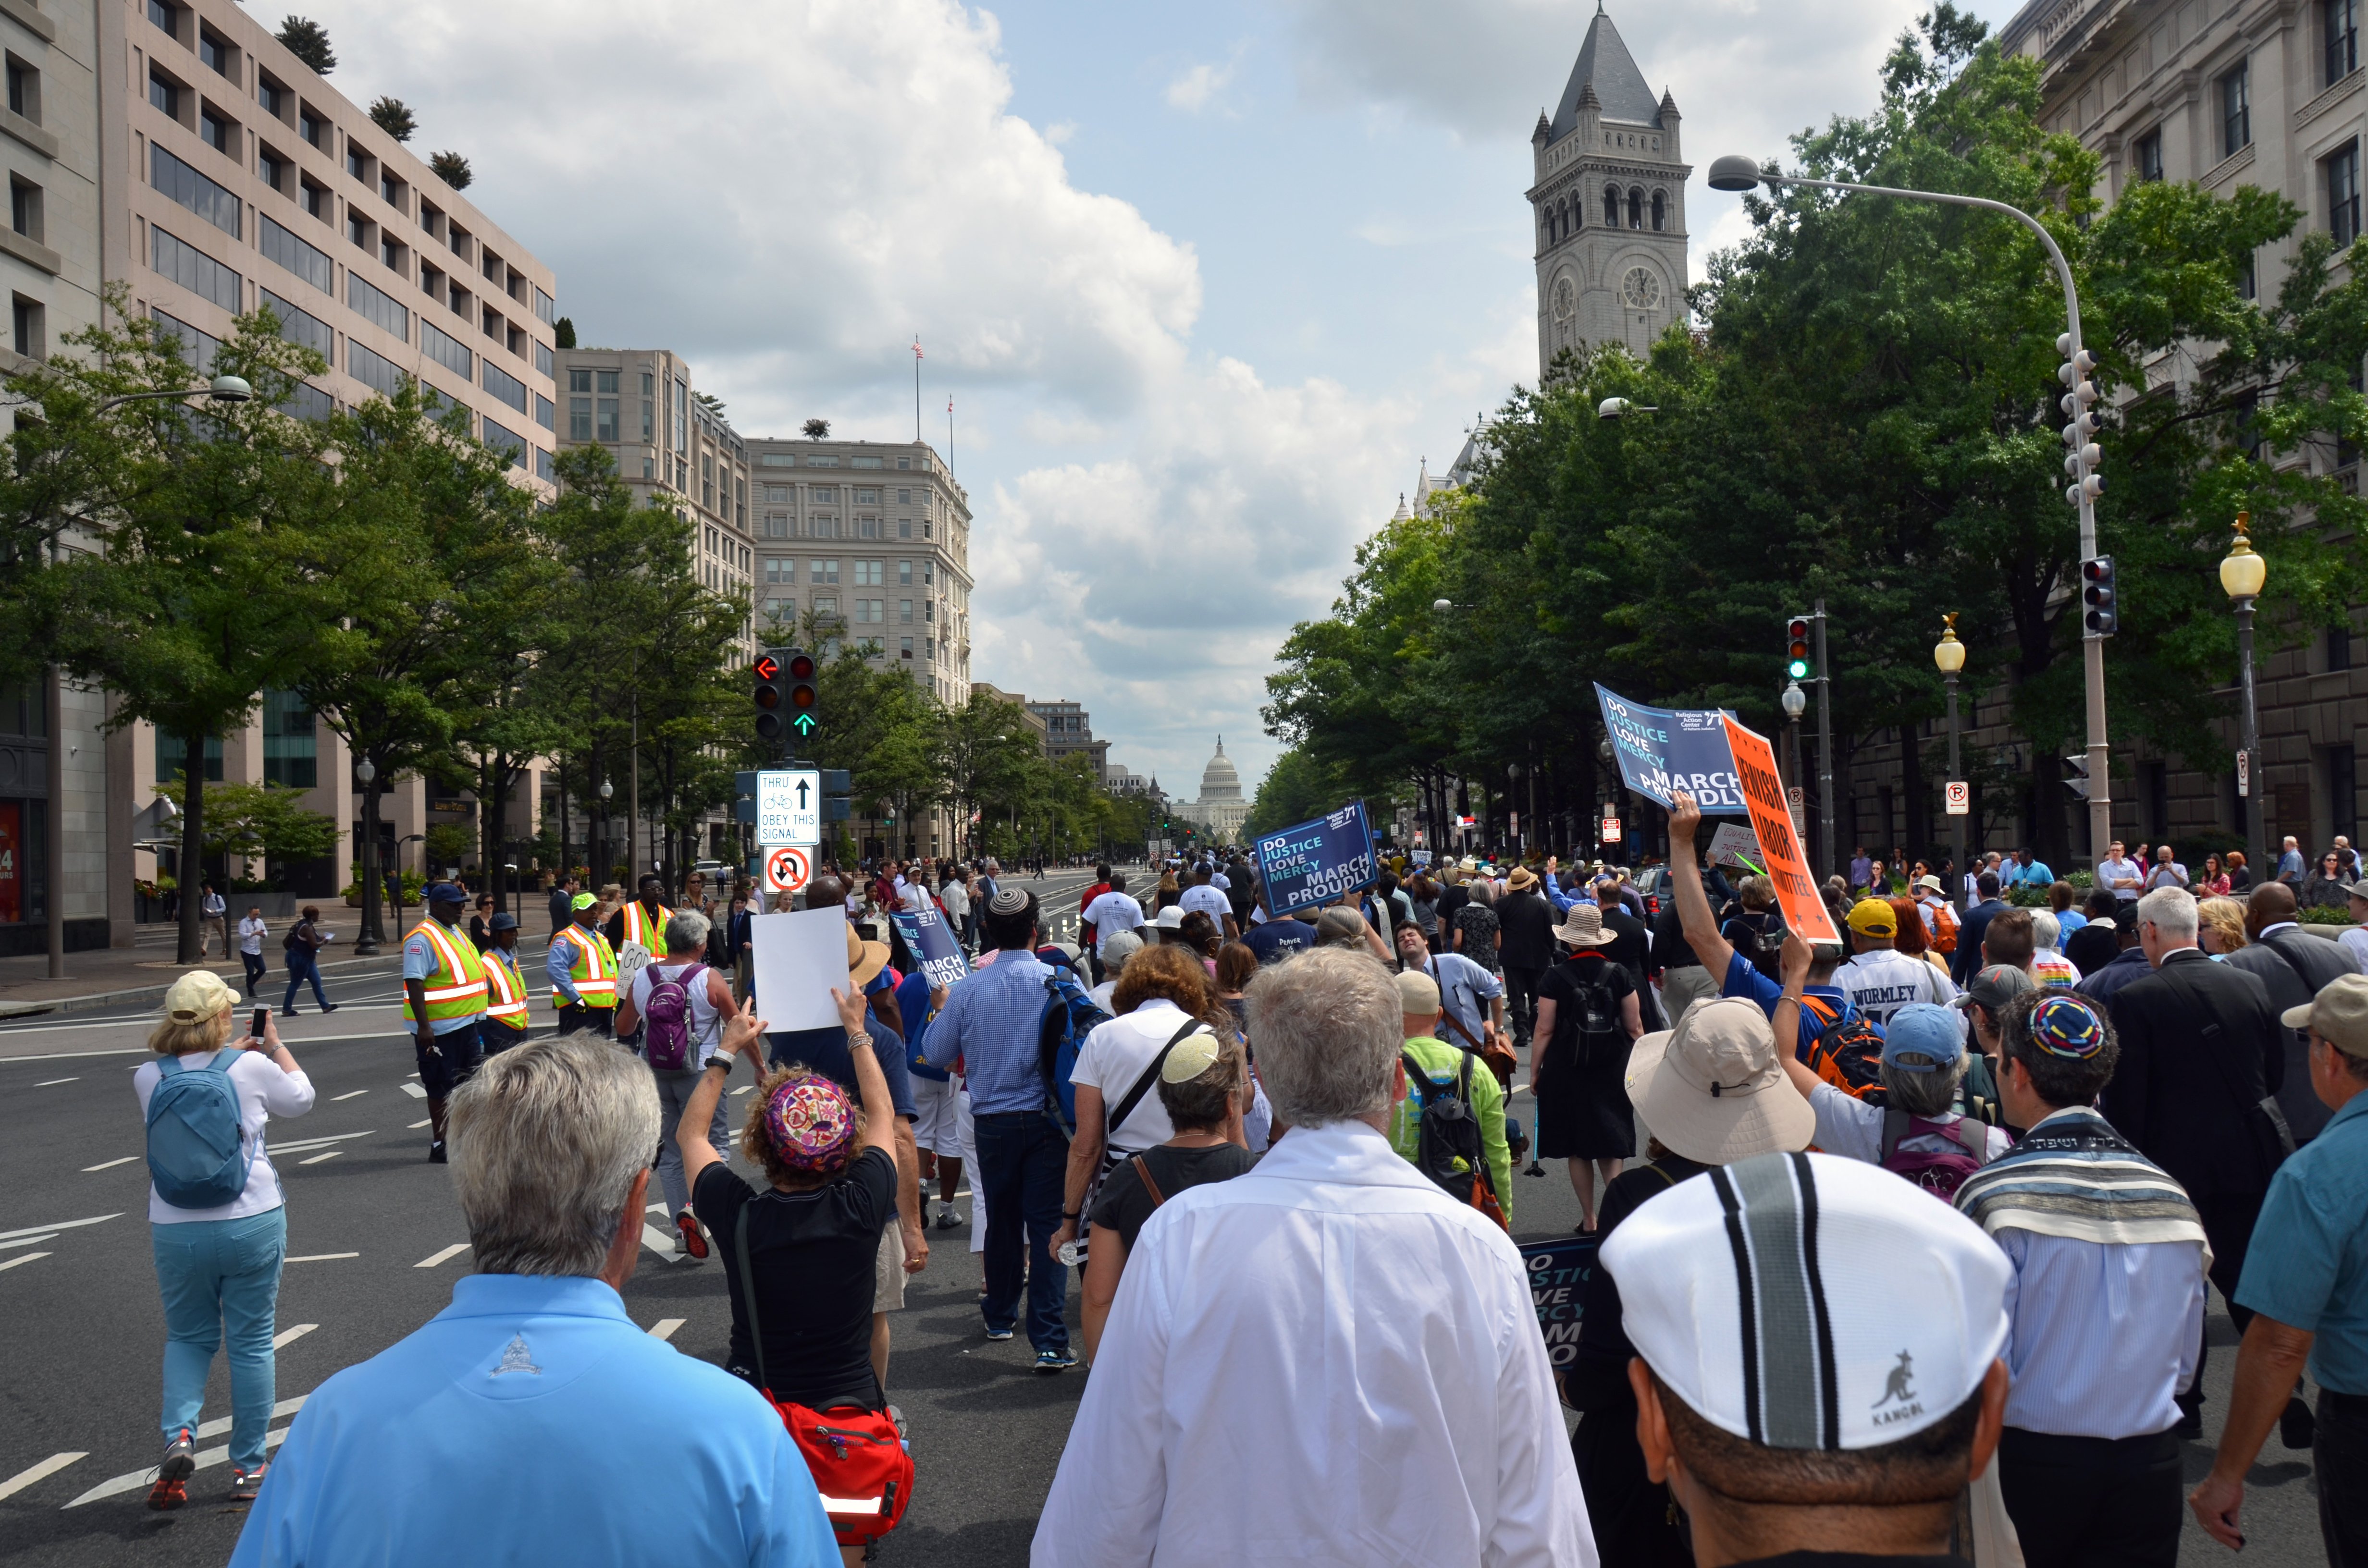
left=1242, top=945, right=1400, bottom=1127
left=665, top=909, right=710, bottom=954
left=450, top=1032, right=660, bottom=1276
left=1880, top=1056, right=1967, bottom=1118
left=2030, top=911, right=2060, bottom=949
left=2136, top=885, right=2197, bottom=942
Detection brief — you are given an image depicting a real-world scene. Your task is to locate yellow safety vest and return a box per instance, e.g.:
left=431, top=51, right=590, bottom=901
left=402, top=918, right=489, bottom=1026
left=619, top=900, right=673, bottom=953
left=482, top=948, right=530, bottom=1031
left=554, top=925, right=619, bottom=1009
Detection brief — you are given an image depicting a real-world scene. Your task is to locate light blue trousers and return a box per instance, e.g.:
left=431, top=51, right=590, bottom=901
left=152, top=1206, right=286, bottom=1470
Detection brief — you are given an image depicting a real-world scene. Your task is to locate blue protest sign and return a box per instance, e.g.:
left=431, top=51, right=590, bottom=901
left=1254, top=800, right=1379, bottom=917
left=1592, top=682, right=1748, bottom=813
left=888, top=906, right=969, bottom=990
left=1518, top=1233, right=1598, bottom=1367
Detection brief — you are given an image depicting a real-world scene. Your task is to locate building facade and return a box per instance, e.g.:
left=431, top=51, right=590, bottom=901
left=1026, top=698, right=1109, bottom=781
left=1529, top=6, right=1690, bottom=374
left=746, top=435, right=974, bottom=705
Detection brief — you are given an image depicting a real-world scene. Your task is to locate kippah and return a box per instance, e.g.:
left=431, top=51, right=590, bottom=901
left=989, top=887, right=1031, bottom=917
left=1161, top=1029, right=1223, bottom=1083
left=2029, top=994, right=2106, bottom=1060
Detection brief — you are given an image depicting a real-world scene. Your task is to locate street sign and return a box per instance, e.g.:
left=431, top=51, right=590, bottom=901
left=762, top=845, right=813, bottom=894
left=1944, top=780, right=1970, bottom=816
left=2237, top=749, right=2250, bottom=797
left=1599, top=817, right=1622, bottom=844
left=756, top=768, right=821, bottom=845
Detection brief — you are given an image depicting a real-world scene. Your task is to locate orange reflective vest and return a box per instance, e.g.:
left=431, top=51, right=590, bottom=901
left=402, top=918, right=488, bottom=1026
left=482, top=947, right=530, bottom=1031
left=553, top=924, right=618, bottom=1009
left=619, top=900, right=673, bottom=953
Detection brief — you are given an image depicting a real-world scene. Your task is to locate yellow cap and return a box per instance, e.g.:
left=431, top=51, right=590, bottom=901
left=571, top=892, right=599, bottom=911
left=1845, top=898, right=1899, bottom=938
left=163, top=968, right=235, bottom=1024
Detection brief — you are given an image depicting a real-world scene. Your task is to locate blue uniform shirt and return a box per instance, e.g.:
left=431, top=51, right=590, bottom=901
left=402, top=918, right=481, bottom=1035
left=229, top=1274, right=837, bottom=1568
left=2236, top=1089, right=2368, bottom=1394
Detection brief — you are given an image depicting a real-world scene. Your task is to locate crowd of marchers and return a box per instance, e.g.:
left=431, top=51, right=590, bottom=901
left=109, top=801, right=2366, bottom=1568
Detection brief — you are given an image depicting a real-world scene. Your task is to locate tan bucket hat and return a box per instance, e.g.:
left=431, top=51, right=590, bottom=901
left=845, top=923, right=890, bottom=989
left=1625, top=997, right=1815, bottom=1165
left=1555, top=904, right=1618, bottom=948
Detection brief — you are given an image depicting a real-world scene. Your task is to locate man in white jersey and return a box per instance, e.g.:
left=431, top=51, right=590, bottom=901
left=1836, top=897, right=1958, bottom=1026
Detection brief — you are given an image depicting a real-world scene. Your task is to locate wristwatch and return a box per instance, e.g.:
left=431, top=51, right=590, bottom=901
left=1061, top=1209, right=1081, bottom=1220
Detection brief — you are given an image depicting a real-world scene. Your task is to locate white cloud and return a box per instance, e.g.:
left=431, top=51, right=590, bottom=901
left=1164, top=49, right=1245, bottom=114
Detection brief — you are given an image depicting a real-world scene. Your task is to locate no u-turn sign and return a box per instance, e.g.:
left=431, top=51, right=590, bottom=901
left=763, top=845, right=813, bottom=894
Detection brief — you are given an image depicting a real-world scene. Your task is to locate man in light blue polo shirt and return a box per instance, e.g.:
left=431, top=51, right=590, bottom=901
left=230, top=1030, right=837, bottom=1568
left=2190, top=972, right=2368, bottom=1562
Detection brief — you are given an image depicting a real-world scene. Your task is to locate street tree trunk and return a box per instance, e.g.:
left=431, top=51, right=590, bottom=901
left=174, top=732, right=207, bottom=965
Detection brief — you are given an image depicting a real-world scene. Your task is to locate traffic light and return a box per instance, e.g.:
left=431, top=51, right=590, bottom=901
left=2063, top=755, right=2091, bottom=800
left=2081, top=556, right=2118, bottom=637
left=784, top=649, right=819, bottom=744
left=1785, top=615, right=1812, bottom=680
left=2058, top=334, right=2102, bottom=507
left=752, top=650, right=786, bottom=743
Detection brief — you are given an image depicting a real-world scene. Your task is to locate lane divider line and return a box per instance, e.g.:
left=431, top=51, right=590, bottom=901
left=0, top=1213, right=121, bottom=1245
left=0, top=1234, right=60, bottom=1250
left=0, top=1452, right=86, bottom=1503
left=270, top=1324, right=317, bottom=1351
left=34, top=1077, right=77, bottom=1087
left=198, top=1394, right=308, bottom=1438
left=647, top=1318, right=686, bottom=1341
left=400, top=1083, right=427, bottom=1099
left=283, top=1252, right=358, bottom=1263
left=415, top=1244, right=469, bottom=1269
left=81, top=1156, right=136, bottom=1172
left=298, top=1152, right=341, bottom=1165
left=65, top=1426, right=294, bottom=1508
left=331, top=1090, right=369, bottom=1101
left=408, top=1118, right=431, bottom=1129
left=0, top=1251, right=52, bottom=1272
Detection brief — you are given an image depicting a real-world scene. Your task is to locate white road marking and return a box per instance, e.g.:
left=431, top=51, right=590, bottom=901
left=298, top=1152, right=341, bottom=1165
left=33, top=1077, right=77, bottom=1086
left=0, top=1251, right=52, bottom=1272
left=266, top=1131, right=374, bottom=1154
left=198, top=1395, right=307, bottom=1437
left=408, top=1118, right=431, bottom=1128
left=283, top=1252, right=358, bottom=1263
left=646, top=1201, right=667, bottom=1213
left=647, top=1318, right=686, bottom=1341
left=0, top=1452, right=86, bottom=1502
left=415, top=1244, right=469, bottom=1269
left=0, top=1234, right=59, bottom=1250
left=270, top=1324, right=317, bottom=1350
left=0, top=1213, right=120, bottom=1245
left=331, top=1089, right=369, bottom=1101
left=731, top=1085, right=753, bottom=1095
left=639, top=1223, right=691, bottom=1262
left=400, top=1083, right=427, bottom=1099
left=81, top=1156, right=136, bottom=1172
left=64, top=1426, right=293, bottom=1507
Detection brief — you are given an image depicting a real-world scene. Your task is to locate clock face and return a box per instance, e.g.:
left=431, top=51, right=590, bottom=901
left=1621, top=266, right=1662, bottom=310
left=1551, top=276, right=1576, bottom=323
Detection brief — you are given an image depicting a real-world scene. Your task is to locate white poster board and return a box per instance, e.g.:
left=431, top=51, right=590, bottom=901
left=1707, top=822, right=1765, bottom=870
left=748, top=906, right=849, bottom=1033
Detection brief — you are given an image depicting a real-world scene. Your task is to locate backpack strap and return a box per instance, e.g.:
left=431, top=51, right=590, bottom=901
left=733, top=1203, right=771, bottom=1398
left=1107, top=1016, right=1203, bottom=1138
left=1880, top=1105, right=1909, bottom=1165
left=1399, top=1049, right=1439, bottom=1104
left=1134, top=1151, right=1168, bottom=1208
left=1955, top=1116, right=1989, bottom=1163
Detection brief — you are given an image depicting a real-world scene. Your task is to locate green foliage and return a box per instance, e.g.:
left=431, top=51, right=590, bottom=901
left=368, top=97, right=416, bottom=143
left=2297, top=905, right=2356, bottom=925
left=1245, top=747, right=1358, bottom=838
left=430, top=151, right=472, bottom=191
left=552, top=314, right=575, bottom=349
left=423, top=822, right=474, bottom=871
left=276, top=17, right=334, bottom=74
left=150, top=781, right=337, bottom=865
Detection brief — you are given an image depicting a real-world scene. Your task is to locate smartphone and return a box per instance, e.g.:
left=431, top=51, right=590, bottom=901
left=252, top=1006, right=268, bottom=1041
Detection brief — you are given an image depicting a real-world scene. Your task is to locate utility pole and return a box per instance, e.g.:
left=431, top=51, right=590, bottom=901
left=628, top=700, right=640, bottom=883
left=1815, top=600, right=1836, bottom=881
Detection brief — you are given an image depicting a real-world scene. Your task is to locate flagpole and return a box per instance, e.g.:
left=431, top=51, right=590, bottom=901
left=912, top=336, right=922, bottom=443
left=946, top=394, right=954, bottom=479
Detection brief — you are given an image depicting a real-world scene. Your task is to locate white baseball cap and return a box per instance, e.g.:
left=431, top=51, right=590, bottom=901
left=1602, top=1151, right=2009, bottom=1451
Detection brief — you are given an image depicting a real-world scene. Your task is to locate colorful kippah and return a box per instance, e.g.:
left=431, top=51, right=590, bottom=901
left=988, top=887, right=1031, bottom=917
left=2029, top=994, right=2106, bottom=1060
left=762, top=1074, right=857, bottom=1172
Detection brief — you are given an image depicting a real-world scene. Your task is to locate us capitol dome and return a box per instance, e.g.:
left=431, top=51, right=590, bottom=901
left=1178, top=737, right=1250, bottom=842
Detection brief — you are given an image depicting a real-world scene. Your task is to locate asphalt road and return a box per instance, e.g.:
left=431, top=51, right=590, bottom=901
left=0, top=868, right=2331, bottom=1566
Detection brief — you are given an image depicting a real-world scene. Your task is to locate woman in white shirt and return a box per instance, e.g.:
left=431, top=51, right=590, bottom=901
left=133, top=970, right=314, bottom=1510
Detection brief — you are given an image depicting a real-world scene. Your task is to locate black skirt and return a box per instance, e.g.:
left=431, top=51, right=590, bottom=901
left=1536, top=1050, right=1634, bottom=1159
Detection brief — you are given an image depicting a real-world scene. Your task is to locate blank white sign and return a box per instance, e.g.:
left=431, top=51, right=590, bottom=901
left=748, top=906, right=849, bottom=1033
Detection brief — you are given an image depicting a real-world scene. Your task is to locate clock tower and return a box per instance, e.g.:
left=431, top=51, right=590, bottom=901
left=1529, top=5, right=1690, bottom=376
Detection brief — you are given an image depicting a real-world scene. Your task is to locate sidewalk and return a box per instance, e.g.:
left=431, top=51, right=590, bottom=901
left=0, top=924, right=406, bottom=1017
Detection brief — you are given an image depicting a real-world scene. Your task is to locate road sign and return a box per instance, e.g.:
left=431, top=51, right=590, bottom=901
left=762, top=845, right=812, bottom=894
left=2237, top=749, right=2251, bottom=797
left=1945, top=780, right=1970, bottom=816
left=1599, top=817, right=1622, bottom=843
left=756, top=768, right=821, bottom=845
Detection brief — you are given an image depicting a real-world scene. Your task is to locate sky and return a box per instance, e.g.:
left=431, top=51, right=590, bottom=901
left=295, top=0, right=2033, bottom=803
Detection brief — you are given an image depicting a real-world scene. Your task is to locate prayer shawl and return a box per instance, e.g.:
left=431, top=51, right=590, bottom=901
left=1953, top=1106, right=2211, bottom=1264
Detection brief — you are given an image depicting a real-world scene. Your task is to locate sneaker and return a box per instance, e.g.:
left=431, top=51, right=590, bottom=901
left=676, top=1210, right=710, bottom=1260
left=321, top=1004, right=340, bottom=1015
left=427, top=1140, right=447, bottom=1164
left=934, top=1207, right=964, bottom=1230
left=984, top=1325, right=1014, bottom=1342
left=148, top=1429, right=195, bottom=1511
left=887, top=1404, right=909, bottom=1442
left=229, top=1464, right=267, bottom=1502
left=1035, top=1348, right=1079, bottom=1372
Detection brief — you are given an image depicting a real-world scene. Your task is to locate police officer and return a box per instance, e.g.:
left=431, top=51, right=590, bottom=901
left=404, top=882, right=489, bottom=1163
left=480, top=912, right=531, bottom=1054
left=550, top=891, right=619, bottom=1038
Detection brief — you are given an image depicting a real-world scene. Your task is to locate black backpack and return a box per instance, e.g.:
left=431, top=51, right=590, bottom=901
left=1723, top=914, right=1786, bottom=980
left=1566, top=962, right=1627, bottom=1068
left=1401, top=1048, right=1489, bottom=1200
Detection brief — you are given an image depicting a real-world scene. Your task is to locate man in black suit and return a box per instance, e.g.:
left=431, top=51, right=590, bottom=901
left=2224, top=881, right=2355, bottom=1144
left=2104, top=885, right=2287, bottom=1432
left=1494, top=867, right=1558, bottom=1051
left=1592, top=876, right=1664, bottom=1033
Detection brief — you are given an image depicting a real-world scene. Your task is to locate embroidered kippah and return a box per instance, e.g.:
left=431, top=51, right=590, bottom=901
left=2029, top=994, right=2106, bottom=1060
left=989, top=887, right=1031, bottom=917
left=763, top=1074, right=857, bottom=1171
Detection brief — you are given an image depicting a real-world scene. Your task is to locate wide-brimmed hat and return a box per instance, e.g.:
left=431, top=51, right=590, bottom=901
left=1913, top=874, right=1945, bottom=895
left=1556, top=904, right=1618, bottom=948
left=1626, top=997, right=1815, bottom=1165
left=844, top=923, right=890, bottom=988
left=1506, top=866, right=1540, bottom=893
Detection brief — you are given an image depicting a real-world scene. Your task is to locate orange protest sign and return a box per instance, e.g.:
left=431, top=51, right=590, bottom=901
left=1720, top=715, right=1839, bottom=947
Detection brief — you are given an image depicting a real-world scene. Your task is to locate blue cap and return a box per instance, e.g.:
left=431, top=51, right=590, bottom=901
left=1879, top=1002, right=1964, bottom=1073
left=424, top=881, right=469, bottom=906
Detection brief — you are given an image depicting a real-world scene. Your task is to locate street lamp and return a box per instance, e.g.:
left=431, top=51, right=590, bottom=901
left=1934, top=615, right=1968, bottom=895
left=2220, top=513, right=2268, bottom=878
left=1597, top=397, right=1659, bottom=420
left=1707, top=153, right=2114, bottom=858
left=95, top=374, right=254, bottom=413
left=1780, top=680, right=1807, bottom=834
left=353, top=757, right=381, bottom=954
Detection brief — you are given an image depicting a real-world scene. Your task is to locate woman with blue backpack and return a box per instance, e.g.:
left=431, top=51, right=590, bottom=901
left=134, top=969, right=315, bottom=1510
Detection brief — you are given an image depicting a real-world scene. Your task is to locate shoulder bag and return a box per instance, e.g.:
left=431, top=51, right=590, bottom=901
left=1427, top=958, right=1519, bottom=1089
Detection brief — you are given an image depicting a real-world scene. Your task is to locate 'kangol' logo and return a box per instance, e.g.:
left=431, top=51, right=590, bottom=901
left=1872, top=1350, right=1915, bottom=1409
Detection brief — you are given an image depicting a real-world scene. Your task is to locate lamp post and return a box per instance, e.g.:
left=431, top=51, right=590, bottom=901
left=94, top=374, right=254, bottom=414
left=598, top=777, right=614, bottom=881
left=354, top=756, right=381, bottom=955
left=2220, top=513, right=2268, bottom=879
left=1934, top=615, right=1968, bottom=895
left=1780, top=680, right=1808, bottom=850
left=1707, top=154, right=2113, bottom=860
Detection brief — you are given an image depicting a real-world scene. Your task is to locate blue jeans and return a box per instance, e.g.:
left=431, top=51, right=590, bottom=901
left=282, top=949, right=329, bottom=1011
left=152, top=1207, right=286, bottom=1470
left=973, top=1110, right=1070, bottom=1352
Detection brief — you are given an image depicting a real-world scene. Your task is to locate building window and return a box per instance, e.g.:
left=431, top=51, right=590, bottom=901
left=421, top=318, right=472, bottom=379
left=261, top=690, right=317, bottom=788
left=535, top=339, right=553, bottom=377
left=199, top=106, right=234, bottom=155
left=152, top=226, right=242, bottom=312
left=11, top=294, right=43, bottom=359
left=348, top=271, right=410, bottom=341
left=2337, top=744, right=2361, bottom=845
left=155, top=729, right=223, bottom=783
left=148, top=68, right=181, bottom=119
left=2134, top=129, right=2162, bottom=184
left=2332, top=141, right=2363, bottom=248
left=8, top=177, right=37, bottom=243
left=899, top=599, right=913, bottom=623
left=764, top=512, right=787, bottom=538
left=534, top=392, right=554, bottom=431
left=595, top=396, right=618, bottom=441
left=482, top=417, right=527, bottom=470
left=258, top=79, right=284, bottom=118
left=2221, top=63, right=2250, bottom=158
left=1627, top=188, right=1643, bottom=228
left=260, top=214, right=332, bottom=293
left=299, top=178, right=325, bottom=220
left=2333, top=625, right=2356, bottom=671
left=900, top=636, right=914, bottom=660
left=7, top=57, right=39, bottom=123
left=2333, top=0, right=2360, bottom=86
left=483, top=360, right=529, bottom=415
left=257, top=147, right=287, bottom=192
left=1650, top=190, right=1666, bottom=231
left=346, top=145, right=369, bottom=182
left=260, top=287, right=333, bottom=358
left=814, top=558, right=839, bottom=585
left=2239, top=251, right=2258, bottom=300
left=148, top=0, right=179, bottom=38
left=596, top=368, right=618, bottom=394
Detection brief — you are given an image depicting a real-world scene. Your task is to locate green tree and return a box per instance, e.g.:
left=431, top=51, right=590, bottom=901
left=276, top=16, right=334, bottom=74
left=150, top=781, right=337, bottom=869
left=934, top=689, right=1042, bottom=858
left=368, top=96, right=416, bottom=142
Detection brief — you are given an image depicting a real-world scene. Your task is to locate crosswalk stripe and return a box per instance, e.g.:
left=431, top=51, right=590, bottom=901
left=271, top=1324, right=317, bottom=1351
left=81, top=1157, right=136, bottom=1172
left=34, top=1077, right=78, bottom=1086
left=198, top=1396, right=308, bottom=1437
left=0, top=1213, right=120, bottom=1245
left=400, top=1082, right=427, bottom=1099
left=0, top=1452, right=84, bottom=1502
left=0, top=1252, right=52, bottom=1272
left=639, top=1223, right=691, bottom=1263
left=408, top=1118, right=431, bottom=1128
left=647, top=1318, right=686, bottom=1341
left=1, top=1234, right=59, bottom=1250
left=298, top=1152, right=341, bottom=1165
left=283, top=1252, right=358, bottom=1263
left=267, top=1131, right=375, bottom=1154
left=331, top=1090, right=369, bottom=1101
left=415, top=1244, right=469, bottom=1269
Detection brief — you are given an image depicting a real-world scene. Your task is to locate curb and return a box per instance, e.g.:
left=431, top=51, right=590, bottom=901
left=0, top=952, right=408, bottom=1020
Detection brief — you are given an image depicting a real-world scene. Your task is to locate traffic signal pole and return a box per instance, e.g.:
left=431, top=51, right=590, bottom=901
left=1815, top=601, right=1836, bottom=881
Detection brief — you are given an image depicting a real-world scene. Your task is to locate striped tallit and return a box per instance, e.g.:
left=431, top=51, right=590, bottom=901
left=1953, top=1106, right=2210, bottom=1260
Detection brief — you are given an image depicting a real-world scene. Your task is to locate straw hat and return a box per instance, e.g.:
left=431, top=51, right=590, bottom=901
left=1625, top=997, right=1814, bottom=1165
left=844, top=923, right=890, bottom=988
left=1555, top=903, right=1618, bottom=948
left=1506, top=866, right=1540, bottom=893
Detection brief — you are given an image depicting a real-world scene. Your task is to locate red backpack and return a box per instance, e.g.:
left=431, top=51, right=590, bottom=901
left=1879, top=1109, right=1989, bottom=1201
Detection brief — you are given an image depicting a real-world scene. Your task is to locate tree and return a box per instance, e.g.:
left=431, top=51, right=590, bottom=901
left=368, top=97, right=417, bottom=142
left=149, top=781, right=337, bottom=871
left=802, top=418, right=830, bottom=441
left=553, top=315, right=576, bottom=349
left=1244, top=747, right=1356, bottom=838
left=430, top=150, right=472, bottom=190
left=25, top=293, right=332, bottom=962
left=934, top=689, right=1041, bottom=857
left=276, top=17, right=334, bottom=74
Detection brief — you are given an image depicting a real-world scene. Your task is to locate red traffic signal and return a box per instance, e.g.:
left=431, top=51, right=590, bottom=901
left=788, top=652, right=816, bottom=681
left=752, top=653, right=780, bottom=682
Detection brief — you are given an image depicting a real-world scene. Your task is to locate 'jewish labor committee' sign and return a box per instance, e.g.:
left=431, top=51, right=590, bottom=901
left=1593, top=684, right=1747, bottom=813
left=1255, top=800, right=1379, bottom=917
left=1721, top=716, right=1840, bottom=946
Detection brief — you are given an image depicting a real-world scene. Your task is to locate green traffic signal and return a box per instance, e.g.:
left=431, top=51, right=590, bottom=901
left=1786, top=658, right=1810, bottom=679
